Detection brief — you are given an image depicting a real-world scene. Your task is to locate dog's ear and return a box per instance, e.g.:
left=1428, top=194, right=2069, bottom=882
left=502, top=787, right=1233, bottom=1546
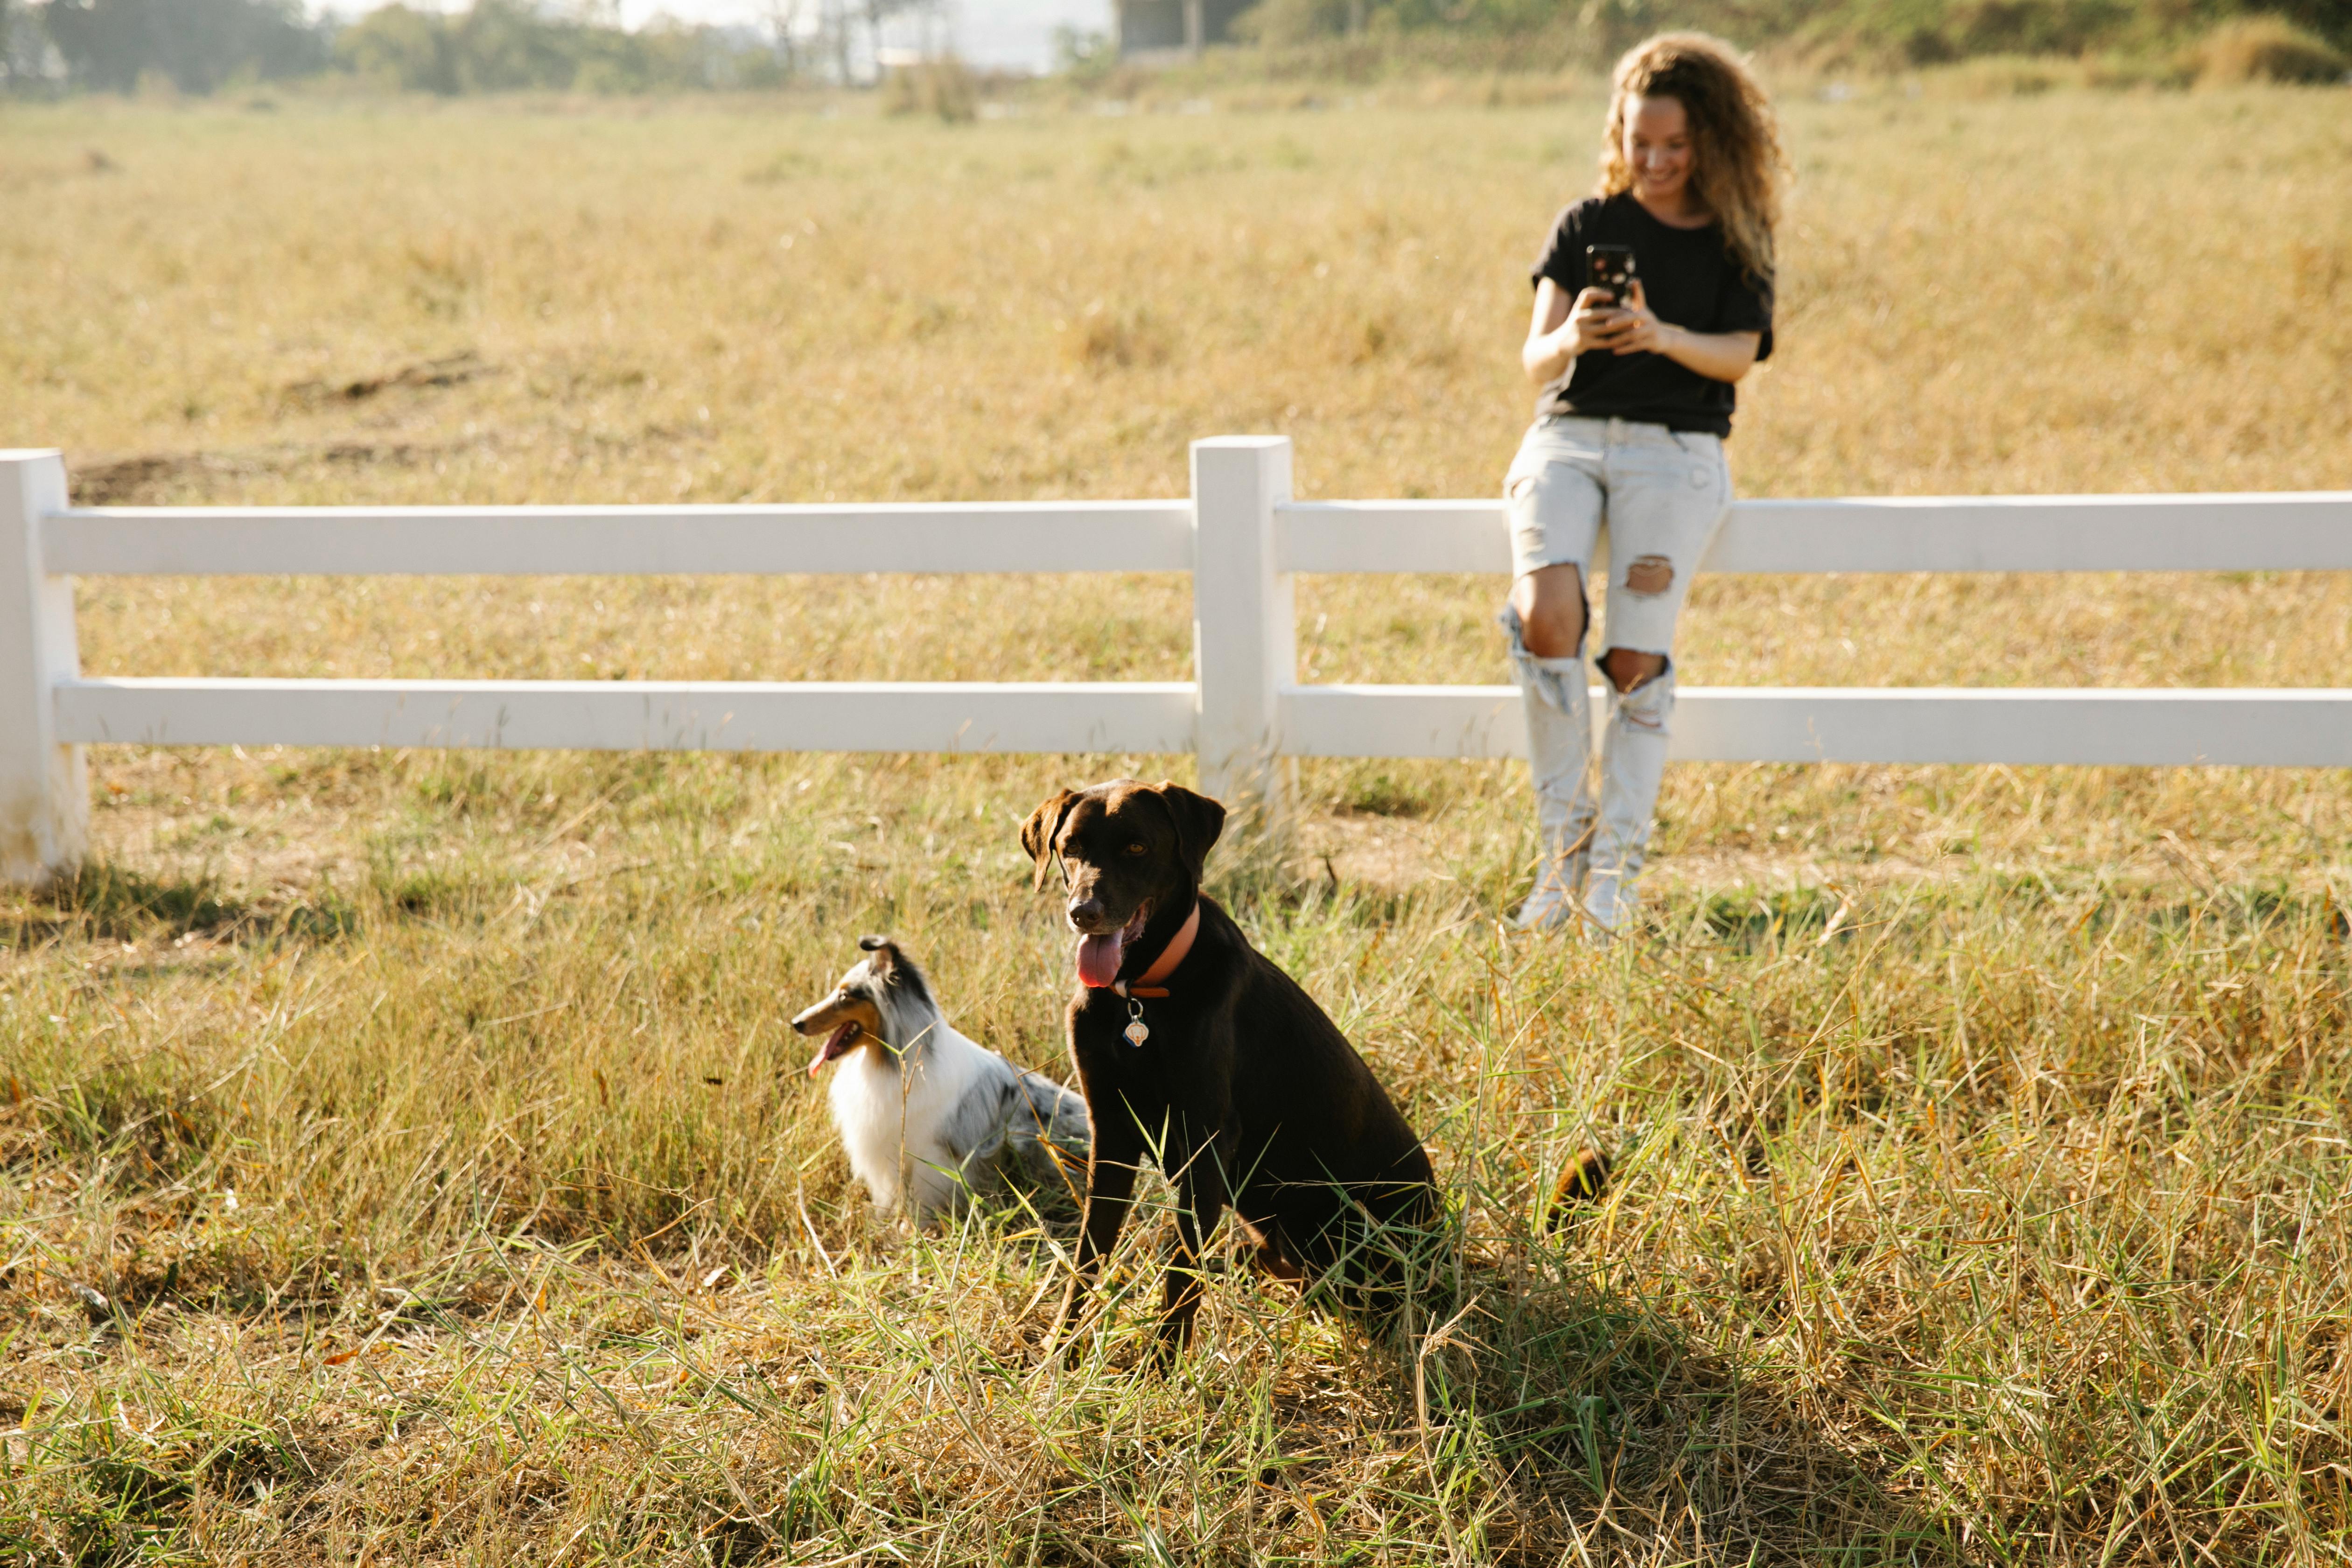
left=857, top=934, right=898, bottom=975
left=1020, top=790, right=1079, bottom=891
left=1153, top=782, right=1226, bottom=884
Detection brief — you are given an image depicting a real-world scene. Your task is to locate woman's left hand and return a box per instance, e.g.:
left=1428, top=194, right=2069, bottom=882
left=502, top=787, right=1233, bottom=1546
left=1608, top=279, right=1673, bottom=356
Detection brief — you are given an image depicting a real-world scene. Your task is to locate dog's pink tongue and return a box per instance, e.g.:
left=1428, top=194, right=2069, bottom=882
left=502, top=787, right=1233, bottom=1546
left=1075, top=930, right=1125, bottom=989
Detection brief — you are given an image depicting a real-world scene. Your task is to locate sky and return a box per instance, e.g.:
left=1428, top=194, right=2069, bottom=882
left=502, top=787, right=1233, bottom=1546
left=623, top=0, right=1106, bottom=67
left=322, top=0, right=1111, bottom=71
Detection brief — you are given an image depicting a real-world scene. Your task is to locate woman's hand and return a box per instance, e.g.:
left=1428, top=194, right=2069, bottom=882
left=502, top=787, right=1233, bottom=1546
left=1604, top=278, right=1667, bottom=356
left=1564, top=286, right=1632, bottom=358
left=1525, top=280, right=1633, bottom=384
left=1524, top=277, right=1762, bottom=385
left=1602, top=279, right=1764, bottom=384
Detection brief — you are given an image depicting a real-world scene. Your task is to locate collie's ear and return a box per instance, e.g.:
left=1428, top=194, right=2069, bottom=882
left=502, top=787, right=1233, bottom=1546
left=1152, top=782, right=1226, bottom=883
left=857, top=934, right=899, bottom=974
left=1020, top=790, right=1079, bottom=891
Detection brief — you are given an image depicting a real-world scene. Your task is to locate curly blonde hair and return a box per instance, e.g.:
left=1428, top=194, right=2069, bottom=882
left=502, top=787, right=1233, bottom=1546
left=1597, top=33, right=1784, bottom=286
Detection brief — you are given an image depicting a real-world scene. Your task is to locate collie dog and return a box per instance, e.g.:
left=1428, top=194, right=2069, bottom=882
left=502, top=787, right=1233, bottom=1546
left=793, top=936, right=1090, bottom=1223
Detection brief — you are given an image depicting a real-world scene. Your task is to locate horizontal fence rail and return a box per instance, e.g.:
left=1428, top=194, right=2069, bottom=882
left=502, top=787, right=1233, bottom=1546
left=1279, top=686, right=2352, bottom=768
left=44, top=501, right=1197, bottom=577
left=56, top=680, right=2352, bottom=770
left=48, top=493, right=2352, bottom=580
left=4, top=438, right=2348, bottom=886
left=54, top=678, right=1201, bottom=756
left=1278, top=492, right=2352, bottom=576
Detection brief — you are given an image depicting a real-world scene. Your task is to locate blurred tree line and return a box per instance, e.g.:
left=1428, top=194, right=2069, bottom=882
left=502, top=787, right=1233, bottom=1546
left=1233, top=0, right=2351, bottom=63
left=9, top=0, right=322, bottom=91
left=2, top=0, right=2342, bottom=93
left=2, top=0, right=816, bottom=95
left=333, top=0, right=798, bottom=92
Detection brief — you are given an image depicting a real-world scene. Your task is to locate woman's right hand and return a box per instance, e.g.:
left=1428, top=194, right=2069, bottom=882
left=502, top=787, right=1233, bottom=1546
left=1524, top=279, right=1629, bottom=384
left=1561, top=286, right=1630, bottom=358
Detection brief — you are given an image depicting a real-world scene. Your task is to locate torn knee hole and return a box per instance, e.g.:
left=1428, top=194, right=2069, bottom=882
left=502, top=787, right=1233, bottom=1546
left=1507, top=474, right=1537, bottom=500
left=1601, top=647, right=1666, bottom=694
left=1622, top=555, right=1673, bottom=596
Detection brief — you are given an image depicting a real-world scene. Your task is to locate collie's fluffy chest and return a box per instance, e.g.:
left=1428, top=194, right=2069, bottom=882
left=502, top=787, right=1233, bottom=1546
left=825, top=1027, right=987, bottom=1217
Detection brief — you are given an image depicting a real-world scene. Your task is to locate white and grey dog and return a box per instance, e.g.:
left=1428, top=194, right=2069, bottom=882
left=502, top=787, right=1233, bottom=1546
left=793, top=936, right=1090, bottom=1223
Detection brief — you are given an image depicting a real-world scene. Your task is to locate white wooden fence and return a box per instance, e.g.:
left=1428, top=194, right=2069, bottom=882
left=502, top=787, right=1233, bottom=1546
left=5, top=437, right=2350, bottom=885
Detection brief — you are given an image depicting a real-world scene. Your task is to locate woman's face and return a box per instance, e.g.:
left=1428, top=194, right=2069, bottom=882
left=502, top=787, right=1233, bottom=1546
left=1622, top=94, right=1695, bottom=208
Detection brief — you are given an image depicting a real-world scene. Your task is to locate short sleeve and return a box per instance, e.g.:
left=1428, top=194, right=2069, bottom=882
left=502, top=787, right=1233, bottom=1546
left=1716, top=263, right=1775, bottom=362
left=1530, top=203, right=1585, bottom=294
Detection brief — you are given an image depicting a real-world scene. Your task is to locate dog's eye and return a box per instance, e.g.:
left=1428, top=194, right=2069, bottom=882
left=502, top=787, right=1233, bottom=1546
left=1123, top=840, right=1148, bottom=856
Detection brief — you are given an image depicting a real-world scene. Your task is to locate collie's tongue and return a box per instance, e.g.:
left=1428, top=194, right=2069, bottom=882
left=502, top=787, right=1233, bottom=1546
left=1075, top=930, right=1125, bottom=990
left=806, top=1022, right=859, bottom=1078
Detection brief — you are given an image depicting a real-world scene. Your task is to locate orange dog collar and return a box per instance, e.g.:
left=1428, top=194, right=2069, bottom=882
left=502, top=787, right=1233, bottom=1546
left=1113, top=901, right=1199, bottom=1001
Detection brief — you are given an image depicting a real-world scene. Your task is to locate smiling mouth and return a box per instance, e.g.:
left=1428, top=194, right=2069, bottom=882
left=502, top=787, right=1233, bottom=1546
left=806, top=1021, right=863, bottom=1077
left=1073, top=902, right=1151, bottom=989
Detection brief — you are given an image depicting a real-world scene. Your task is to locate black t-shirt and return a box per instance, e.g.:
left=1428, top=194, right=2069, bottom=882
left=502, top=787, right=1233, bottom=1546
left=1530, top=193, right=1774, bottom=437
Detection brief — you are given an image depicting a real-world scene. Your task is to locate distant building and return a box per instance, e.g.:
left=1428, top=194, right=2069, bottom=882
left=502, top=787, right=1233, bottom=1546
left=1116, top=0, right=1253, bottom=59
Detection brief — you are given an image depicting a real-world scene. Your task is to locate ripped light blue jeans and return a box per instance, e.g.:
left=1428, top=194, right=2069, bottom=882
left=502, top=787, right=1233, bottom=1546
left=1499, top=415, right=1732, bottom=930
left=1504, top=415, right=1731, bottom=660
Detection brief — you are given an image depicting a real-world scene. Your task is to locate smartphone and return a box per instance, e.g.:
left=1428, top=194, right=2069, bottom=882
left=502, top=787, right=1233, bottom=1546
left=1585, top=244, right=1637, bottom=305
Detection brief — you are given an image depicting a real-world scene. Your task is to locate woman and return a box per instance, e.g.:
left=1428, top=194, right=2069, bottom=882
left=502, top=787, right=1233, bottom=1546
left=1502, top=33, right=1783, bottom=937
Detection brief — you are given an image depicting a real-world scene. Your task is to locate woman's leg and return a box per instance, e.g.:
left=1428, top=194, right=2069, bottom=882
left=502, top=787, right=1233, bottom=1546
left=1582, top=433, right=1731, bottom=935
left=1508, top=565, right=1588, bottom=660
left=1500, top=423, right=1604, bottom=930
left=1504, top=564, right=1594, bottom=928
left=1583, top=651, right=1675, bottom=934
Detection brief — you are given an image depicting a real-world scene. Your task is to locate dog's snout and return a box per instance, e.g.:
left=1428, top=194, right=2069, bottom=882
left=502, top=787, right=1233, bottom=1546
left=1067, top=894, right=1105, bottom=928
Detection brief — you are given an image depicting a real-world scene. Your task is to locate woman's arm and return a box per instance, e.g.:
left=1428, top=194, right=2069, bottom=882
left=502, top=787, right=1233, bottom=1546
left=1522, top=279, right=1624, bottom=386
left=1604, top=279, right=1762, bottom=384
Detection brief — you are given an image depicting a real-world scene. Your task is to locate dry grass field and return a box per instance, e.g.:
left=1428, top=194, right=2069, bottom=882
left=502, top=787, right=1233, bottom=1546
left=3, top=77, right=2350, bottom=1564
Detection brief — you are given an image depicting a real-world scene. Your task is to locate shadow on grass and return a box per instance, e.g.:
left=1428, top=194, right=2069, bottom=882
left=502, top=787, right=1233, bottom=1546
left=2140, top=882, right=2349, bottom=938
left=1092, top=1171, right=1952, bottom=1559
left=2, top=860, right=361, bottom=949
left=22, top=1413, right=345, bottom=1568
left=1694, top=885, right=1847, bottom=950
left=1404, top=1256, right=1953, bottom=1562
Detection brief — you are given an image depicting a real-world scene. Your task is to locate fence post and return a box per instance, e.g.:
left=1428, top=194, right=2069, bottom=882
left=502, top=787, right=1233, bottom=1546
left=0, top=450, right=85, bottom=889
left=1190, top=435, right=1294, bottom=824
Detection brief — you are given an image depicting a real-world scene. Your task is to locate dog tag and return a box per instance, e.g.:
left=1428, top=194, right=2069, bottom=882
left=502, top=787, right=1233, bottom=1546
left=1123, top=1000, right=1150, bottom=1048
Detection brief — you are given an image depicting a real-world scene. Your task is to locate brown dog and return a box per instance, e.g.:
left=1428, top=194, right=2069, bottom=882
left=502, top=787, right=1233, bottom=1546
left=1022, top=779, right=1439, bottom=1360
